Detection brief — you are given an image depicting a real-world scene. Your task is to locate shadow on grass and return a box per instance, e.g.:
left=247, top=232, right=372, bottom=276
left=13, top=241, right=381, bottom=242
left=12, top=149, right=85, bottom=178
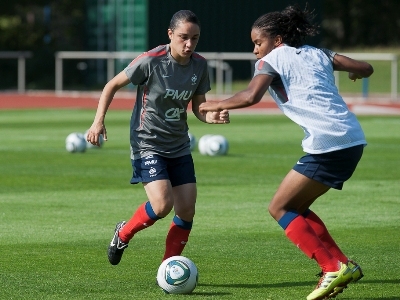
left=358, top=298, right=400, bottom=300
left=198, top=281, right=315, bottom=288
left=198, top=279, right=400, bottom=299
left=191, top=292, right=232, bottom=296
left=199, top=278, right=400, bottom=289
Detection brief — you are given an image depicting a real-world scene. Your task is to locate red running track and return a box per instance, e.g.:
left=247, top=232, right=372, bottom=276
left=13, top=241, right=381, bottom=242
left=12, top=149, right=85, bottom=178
left=1, top=92, right=400, bottom=115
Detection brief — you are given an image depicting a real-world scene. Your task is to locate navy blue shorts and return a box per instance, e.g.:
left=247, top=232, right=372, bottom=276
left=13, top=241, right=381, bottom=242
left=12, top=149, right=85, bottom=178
left=130, top=154, right=196, bottom=187
left=293, top=145, right=364, bottom=190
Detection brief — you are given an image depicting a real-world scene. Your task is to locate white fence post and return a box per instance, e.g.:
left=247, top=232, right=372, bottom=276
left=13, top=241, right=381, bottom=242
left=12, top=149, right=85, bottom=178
left=53, top=51, right=398, bottom=99
left=0, top=51, right=32, bottom=93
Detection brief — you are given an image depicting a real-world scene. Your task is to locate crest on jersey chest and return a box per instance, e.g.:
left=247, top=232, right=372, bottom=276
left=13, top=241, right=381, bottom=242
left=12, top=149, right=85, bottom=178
left=191, top=74, right=198, bottom=85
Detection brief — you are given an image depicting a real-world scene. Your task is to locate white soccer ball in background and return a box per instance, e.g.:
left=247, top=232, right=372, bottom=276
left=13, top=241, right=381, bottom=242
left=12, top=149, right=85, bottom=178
left=156, top=256, right=198, bottom=294
left=84, top=130, right=104, bottom=149
left=198, top=134, right=213, bottom=155
left=206, top=135, right=229, bottom=156
left=188, top=132, right=196, bottom=151
left=65, top=132, right=86, bottom=153
left=198, top=134, right=229, bottom=156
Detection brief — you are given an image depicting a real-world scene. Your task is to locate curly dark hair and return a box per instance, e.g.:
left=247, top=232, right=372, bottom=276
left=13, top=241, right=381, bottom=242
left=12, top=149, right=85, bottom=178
left=252, top=4, right=319, bottom=48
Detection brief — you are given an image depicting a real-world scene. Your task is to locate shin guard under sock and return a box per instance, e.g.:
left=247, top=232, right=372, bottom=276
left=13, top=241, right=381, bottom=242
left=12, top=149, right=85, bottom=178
left=119, top=201, right=160, bottom=242
left=162, top=215, right=192, bottom=261
left=302, top=209, right=348, bottom=263
left=278, top=210, right=339, bottom=272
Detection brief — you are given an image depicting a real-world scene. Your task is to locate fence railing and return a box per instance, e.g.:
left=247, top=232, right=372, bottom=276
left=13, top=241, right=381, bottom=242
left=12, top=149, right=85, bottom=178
left=335, top=53, right=398, bottom=99
left=0, top=51, right=32, bottom=93
left=2, top=51, right=397, bottom=97
left=52, top=51, right=396, bottom=99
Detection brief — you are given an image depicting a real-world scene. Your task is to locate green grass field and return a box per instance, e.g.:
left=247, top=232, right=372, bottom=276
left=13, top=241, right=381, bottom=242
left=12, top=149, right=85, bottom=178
left=0, top=109, right=399, bottom=300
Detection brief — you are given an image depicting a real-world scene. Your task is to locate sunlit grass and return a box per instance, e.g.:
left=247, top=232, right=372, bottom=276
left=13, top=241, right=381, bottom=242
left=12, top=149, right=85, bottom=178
left=0, top=110, right=399, bottom=299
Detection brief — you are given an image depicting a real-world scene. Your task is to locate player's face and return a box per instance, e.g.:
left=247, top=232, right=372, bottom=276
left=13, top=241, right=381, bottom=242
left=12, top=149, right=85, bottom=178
left=251, top=28, right=282, bottom=59
left=168, top=21, right=200, bottom=65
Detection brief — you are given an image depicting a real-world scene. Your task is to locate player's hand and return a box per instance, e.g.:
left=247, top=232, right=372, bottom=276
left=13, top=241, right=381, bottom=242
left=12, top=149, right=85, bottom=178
left=86, top=123, right=107, bottom=146
left=199, top=101, right=221, bottom=115
left=349, top=72, right=363, bottom=82
left=205, top=109, right=230, bottom=124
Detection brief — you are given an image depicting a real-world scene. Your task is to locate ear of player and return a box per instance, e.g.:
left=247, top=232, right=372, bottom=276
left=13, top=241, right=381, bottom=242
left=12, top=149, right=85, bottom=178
left=65, top=130, right=104, bottom=153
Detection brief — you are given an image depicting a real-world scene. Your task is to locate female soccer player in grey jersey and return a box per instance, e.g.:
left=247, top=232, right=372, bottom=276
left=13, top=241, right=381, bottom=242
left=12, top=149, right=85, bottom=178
left=86, top=10, right=229, bottom=266
left=199, top=4, right=373, bottom=300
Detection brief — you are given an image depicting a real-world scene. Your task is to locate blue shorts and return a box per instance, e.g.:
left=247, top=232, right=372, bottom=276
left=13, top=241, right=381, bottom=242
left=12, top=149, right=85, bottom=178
left=293, top=145, right=364, bottom=190
left=130, top=154, right=196, bottom=187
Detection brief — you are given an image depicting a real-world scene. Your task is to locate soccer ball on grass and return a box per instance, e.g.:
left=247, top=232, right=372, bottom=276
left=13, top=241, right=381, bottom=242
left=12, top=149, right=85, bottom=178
left=156, top=256, right=198, bottom=294
left=84, top=130, right=104, bottom=149
left=65, top=132, right=86, bottom=153
left=206, top=134, right=229, bottom=156
left=198, top=134, right=213, bottom=155
left=198, top=134, right=229, bottom=156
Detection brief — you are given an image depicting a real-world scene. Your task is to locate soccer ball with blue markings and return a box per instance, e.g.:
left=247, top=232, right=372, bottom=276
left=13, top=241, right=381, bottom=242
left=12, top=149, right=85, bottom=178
left=156, top=256, right=198, bottom=294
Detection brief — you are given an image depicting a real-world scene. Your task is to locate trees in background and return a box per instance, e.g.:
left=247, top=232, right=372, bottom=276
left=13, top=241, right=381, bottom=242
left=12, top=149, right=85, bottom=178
left=322, top=0, right=400, bottom=48
left=0, top=0, right=85, bottom=51
left=0, top=0, right=85, bottom=89
left=0, top=0, right=399, bottom=89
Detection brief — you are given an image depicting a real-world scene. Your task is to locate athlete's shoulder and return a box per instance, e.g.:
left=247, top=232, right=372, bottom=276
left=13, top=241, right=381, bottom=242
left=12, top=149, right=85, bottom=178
left=191, top=52, right=207, bottom=61
left=128, top=45, right=168, bottom=67
left=146, top=44, right=169, bottom=57
left=319, top=47, right=336, bottom=61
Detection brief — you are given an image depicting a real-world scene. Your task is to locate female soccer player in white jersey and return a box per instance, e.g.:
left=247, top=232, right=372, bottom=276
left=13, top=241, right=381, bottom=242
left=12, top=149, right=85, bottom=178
left=86, top=10, right=229, bottom=266
left=199, top=4, right=373, bottom=300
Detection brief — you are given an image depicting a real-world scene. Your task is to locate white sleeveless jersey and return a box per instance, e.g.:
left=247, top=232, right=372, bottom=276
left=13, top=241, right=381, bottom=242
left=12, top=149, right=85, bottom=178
left=124, top=44, right=210, bottom=159
left=254, top=44, right=367, bottom=154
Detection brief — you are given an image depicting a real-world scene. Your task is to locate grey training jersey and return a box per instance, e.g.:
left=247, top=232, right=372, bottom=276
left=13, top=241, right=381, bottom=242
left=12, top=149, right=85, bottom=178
left=124, top=44, right=211, bottom=159
left=254, top=44, right=367, bottom=154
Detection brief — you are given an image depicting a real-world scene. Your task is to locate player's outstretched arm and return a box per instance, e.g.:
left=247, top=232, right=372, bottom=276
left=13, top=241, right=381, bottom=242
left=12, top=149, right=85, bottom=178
left=333, top=54, right=374, bottom=82
left=87, top=71, right=130, bottom=146
left=199, top=74, right=272, bottom=114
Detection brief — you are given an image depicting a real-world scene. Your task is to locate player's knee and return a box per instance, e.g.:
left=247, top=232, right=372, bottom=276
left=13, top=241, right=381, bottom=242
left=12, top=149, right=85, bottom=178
left=268, top=204, right=277, bottom=219
left=268, top=201, right=284, bottom=221
left=175, top=206, right=195, bottom=221
left=152, top=200, right=174, bottom=218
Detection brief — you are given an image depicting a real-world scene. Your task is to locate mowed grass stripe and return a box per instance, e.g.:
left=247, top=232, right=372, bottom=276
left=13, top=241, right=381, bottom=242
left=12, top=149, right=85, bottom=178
left=0, top=109, right=399, bottom=299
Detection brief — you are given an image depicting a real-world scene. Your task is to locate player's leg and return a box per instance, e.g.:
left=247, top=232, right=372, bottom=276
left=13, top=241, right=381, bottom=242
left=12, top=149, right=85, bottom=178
left=298, top=146, right=365, bottom=275
left=162, top=154, right=197, bottom=261
left=269, top=170, right=352, bottom=300
left=108, top=155, right=172, bottom=265
left=119, top=179, right=173, bottom=242
left=302, top=209, right=348, bottom=263
left=301, top=146, right=365, bottom=298
left=300, top=206, right=361, bottom=298
left=162, top=183, right=196, bottom=260
left=269, top=169, right=340, bottom=272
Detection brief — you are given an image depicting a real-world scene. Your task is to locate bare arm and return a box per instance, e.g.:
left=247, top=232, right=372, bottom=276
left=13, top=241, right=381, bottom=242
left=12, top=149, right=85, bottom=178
left=87, top=71, right=131, bottom=146
left=333, top=54, right=374, bottom=81
left=192, top=94, right=230, bottom=124
left=199, top=74, right=272, bottom=113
